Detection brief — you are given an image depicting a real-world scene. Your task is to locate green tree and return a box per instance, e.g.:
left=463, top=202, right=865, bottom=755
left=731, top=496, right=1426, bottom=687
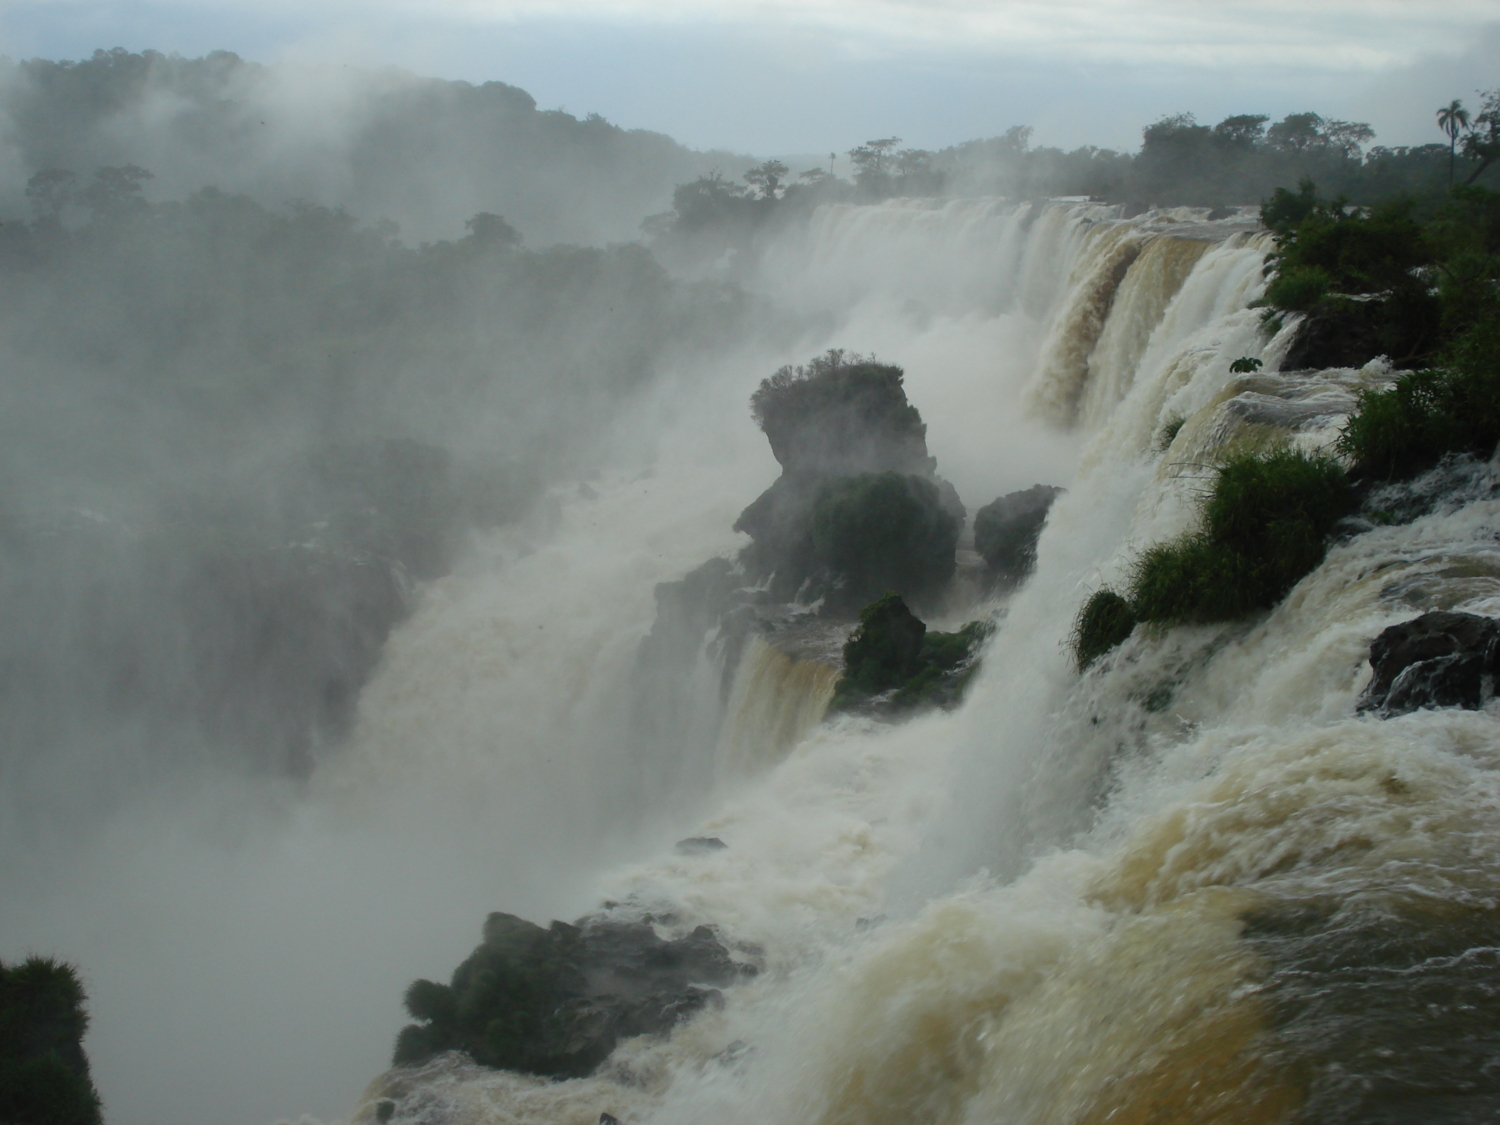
left=1437, top=99, right=1471, bottom=186
left=24, top=168, right=77, bottom=224
left=848, top=137, right=902, bottom=194
left=1268, top=112, right=1327, bottom=154
left=743, top=159, right=789, bottom=199
left=1460, top=89, right=1500, bottom=185
left=1212, top=114, right=1269, bottom=150
left=79, top=164, right=154, bottom=223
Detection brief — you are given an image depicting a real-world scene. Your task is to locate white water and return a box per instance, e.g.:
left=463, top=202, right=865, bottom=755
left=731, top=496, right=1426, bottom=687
left=10, top=197, right=1499, bottom=1125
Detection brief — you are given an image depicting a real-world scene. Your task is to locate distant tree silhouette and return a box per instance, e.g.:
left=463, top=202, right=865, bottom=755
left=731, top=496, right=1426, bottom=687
left=1437, top=99, right=1470, bottom=186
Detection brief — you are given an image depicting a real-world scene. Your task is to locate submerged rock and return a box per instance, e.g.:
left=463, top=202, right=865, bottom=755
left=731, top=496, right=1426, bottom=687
left=675, top=836, right=728, bottom=855
left=393, top=912, right=756, bottom=1079
left=973, top=484, right=1063, bottom=586
left=1358, top=611, right=1500, bottom=716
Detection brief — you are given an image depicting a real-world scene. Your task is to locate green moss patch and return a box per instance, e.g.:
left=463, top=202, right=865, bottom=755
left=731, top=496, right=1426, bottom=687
left=830, top=593, right=991, bottom=714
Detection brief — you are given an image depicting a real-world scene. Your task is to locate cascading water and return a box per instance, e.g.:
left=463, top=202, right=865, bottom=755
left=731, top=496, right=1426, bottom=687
left=11, top=194, right=1496, bottom=1125
left=326, top=195, right=1500, bottom=1125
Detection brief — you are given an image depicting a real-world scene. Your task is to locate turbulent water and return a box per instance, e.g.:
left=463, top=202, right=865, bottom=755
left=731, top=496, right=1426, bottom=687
left=12, top=195, right=1500, bottom=1125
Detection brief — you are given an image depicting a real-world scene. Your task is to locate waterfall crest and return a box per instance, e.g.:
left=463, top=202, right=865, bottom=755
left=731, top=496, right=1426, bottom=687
left=714, top=636, right=840, bottom=779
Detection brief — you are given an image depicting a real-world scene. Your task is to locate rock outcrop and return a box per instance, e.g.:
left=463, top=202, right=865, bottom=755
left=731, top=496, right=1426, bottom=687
left=1358, top=611, right=1500, bottom=716
left=733, top=351, right=963, bottom=613
left=829, top=593, right=990, bottom=716
left=973, top=484, right=1063, bottom=586
left=393, top=912, right=757, bottom=1079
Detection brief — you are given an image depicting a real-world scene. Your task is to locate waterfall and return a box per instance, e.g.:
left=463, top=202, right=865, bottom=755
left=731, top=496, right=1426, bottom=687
left=14, top=193, right=1496, bottom=1125
left=348, top=197, right=1500, bottom=1125
left=713, top=636, right=841, bottom=779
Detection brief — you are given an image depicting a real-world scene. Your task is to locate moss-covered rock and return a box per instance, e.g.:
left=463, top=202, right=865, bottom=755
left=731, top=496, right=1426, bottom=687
left=733, top=351, right=964, bottom=615
left=807, top=473, right=961, bottom=613
left=393, top=912, right=755, bottom=1079
left=830, top=593, right=990, bottom=715
left=749, top=349, right=934, bottom=478
left=0, top=957, right=103, bottom=1125
left=973, top=484, right=1063, bottom=586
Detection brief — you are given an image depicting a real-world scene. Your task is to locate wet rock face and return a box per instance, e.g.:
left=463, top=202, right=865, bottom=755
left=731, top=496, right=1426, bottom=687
left=973, top=484, right=1062, bottom=586
left=750, top=354, right=934, bottom=479
left=1282, top=306, right=1388, bottom=372
left=1358, top=611, right=1500, bottom=716
left=734, top=471, right=961, bottom=614
left=733, top=352, right=964, bottom=616
left=393, top=912, right=756, bottom=1079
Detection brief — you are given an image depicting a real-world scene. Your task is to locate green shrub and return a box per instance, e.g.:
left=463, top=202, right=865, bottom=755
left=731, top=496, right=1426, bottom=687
left=1156, top=415, right=1186, bottom=453
left=831, top=594, right=989, bottom=713
left=1134, top=449, right=1350, bottom=625
left=1071, top=588, right=1138, bottom=670
left=1070, top=449, right=1352, bottom=666
left=1337, top=312, right=1500, bottom=477
left=1205, top=448, right=1351, bottom=563
left=0, top=957, right=102, bottom=1125
left=1262, top=264, right=1332, bottom=312
left=834, top=593, right=927, bottom=705
left=1129, top=533, right=1254, bottom=623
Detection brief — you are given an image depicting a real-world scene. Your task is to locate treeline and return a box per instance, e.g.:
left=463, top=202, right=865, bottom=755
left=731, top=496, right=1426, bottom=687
left=0, top=47, right=748, bottom=243
left=651, top=98, right=1500, bottom=254
left=0, top=165, right=782, bottom=789
left=1074, top=179, right=1500, bottom=667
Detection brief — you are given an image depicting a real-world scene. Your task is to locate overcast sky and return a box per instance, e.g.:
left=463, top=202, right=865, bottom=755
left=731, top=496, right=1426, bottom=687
left=2, top=0, right=1498, bottom=156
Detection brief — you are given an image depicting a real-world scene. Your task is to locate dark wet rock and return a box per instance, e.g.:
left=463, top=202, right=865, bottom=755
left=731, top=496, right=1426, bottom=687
left=830, top=593, right=991, bottom=717
left=642, top=558, right=743, bottom=669
left=736, top=472, right=961, bottom=614
left=599, top=1115, right=620, bottom=1125
left=1358, top=611, right=1500, bottom=716
left=973, top=484, right=1063, bottom=586
left=0, top=438, right=541, bottom=780
left=393, top=912, right=757, bottom=1079
left=177, top=543, right=408, bottom=776
left=1280, top=303, right=1383, bottom=372
left=675, top=837, right=727, bottom=855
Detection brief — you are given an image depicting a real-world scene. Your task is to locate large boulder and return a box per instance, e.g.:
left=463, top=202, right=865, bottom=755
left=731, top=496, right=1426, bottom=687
left=749, top=350, right=934, bottom=478
left=732, top=352, right=964, bottom=614
left=973, top=484, right=1063, bottom=585
left=1357, top=611, right=1500, bottom=716
left=393, top=912, right=756, bottom=1079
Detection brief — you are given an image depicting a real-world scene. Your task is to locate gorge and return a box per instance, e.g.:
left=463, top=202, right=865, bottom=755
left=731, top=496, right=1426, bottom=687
left=8, top=183, right=1500, bottom=1125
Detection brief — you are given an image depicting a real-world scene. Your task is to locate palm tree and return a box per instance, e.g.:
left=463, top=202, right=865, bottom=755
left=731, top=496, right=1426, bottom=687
left=1438, top=99, right=1471, bottom=186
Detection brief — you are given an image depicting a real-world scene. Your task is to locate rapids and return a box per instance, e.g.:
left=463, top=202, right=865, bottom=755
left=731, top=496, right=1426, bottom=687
left=12, top=195, right=1500, bottom=1125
